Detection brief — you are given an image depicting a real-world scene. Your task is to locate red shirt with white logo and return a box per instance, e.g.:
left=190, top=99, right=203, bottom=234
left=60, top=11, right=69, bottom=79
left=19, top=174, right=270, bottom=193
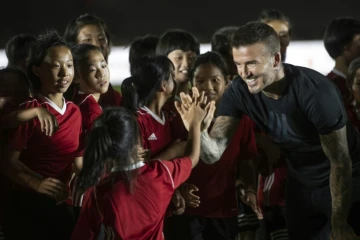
left=137, top=106, right=172, bottom=158
left=184, top=115, right=258, bottom=218
left=72, top=157, right=192, bottom=240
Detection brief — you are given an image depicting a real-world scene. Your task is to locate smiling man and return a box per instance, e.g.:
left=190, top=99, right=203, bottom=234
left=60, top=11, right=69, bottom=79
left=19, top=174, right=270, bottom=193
left=197, top=22, right=360, bottom=240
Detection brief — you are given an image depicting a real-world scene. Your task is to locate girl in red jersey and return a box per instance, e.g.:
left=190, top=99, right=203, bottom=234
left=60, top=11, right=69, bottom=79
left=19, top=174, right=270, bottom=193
left=172, top=52, right=259, bottom=240
left=121, top=56, right=187, bottom=160
left=64, top=14, right=121, bottom=107
left=2, top=30, right=83, bottom=240
left=156, top=29, right=200, bottom=142
left=0, top=67, right=59, bottom=240
left=70, top=43, right=110, bottom=213
left=72, top=94, right=214, bottom=240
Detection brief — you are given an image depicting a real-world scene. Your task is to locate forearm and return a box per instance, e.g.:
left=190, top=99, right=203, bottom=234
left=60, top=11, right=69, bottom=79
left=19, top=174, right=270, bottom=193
left=185, top=123, right=201, bottom=168
left=3, top=151, right=41, bottom=190
left=3, top=166, right=41, bottom=191
left=73, top=157, right=83, bottom=175
left=330, top=159, right=352, bottom=224
left=1, top=108, right=38, bottom=128
left=200, top=130, right=227, bottom=164
left=319, top=127, right=353, bottom=225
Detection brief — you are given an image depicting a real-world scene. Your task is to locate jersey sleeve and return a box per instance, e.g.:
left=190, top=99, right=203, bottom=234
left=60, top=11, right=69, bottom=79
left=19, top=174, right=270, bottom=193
left=8, top=100, right=39, bottom=151
left=79, top=100, right=103, bottom=134
left=158, top=157, right=192, bottom=189
left=238, top=116, right=259, bottom=160
left=302, top=76, right=347, bottom=134
left=71, top=188, right=102, bottom=240
left=137, top=114, right=150, bottom=150
left=217, top=79, right=244, bottom=118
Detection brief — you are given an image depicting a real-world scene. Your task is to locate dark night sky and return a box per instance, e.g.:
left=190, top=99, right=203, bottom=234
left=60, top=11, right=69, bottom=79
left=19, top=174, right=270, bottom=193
left=0, top=0, right=358, bottom=47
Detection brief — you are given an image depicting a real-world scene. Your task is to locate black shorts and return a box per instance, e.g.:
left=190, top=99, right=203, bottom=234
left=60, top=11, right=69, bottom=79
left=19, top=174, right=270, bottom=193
left=258, top=206, right=288, bottom=240
left=166, top=214, right=238, bottom=240
left=3, top=190, right=75, bottom=240
left=237, top=201, right=259, bottom=232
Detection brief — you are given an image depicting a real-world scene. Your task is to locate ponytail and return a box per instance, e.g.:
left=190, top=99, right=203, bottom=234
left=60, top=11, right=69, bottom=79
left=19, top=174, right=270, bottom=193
left=77, top=108, right=140, bottom=194
left=120, top=77, right=139, bottom=113
left=77, top=124, right=113, bottom=193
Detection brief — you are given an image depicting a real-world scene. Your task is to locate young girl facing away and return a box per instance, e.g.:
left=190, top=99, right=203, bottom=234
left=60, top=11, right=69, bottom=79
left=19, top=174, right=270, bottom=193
left=173, top=52, right=259, bottom=240
left=2, top=30, right=83, bottom=240
left=121, top=56, right=186, bottom=159
left=70, top=43, right=110, bottom=211
left=72, top=93, right=213, bottom=239
left=64, top=13, right=121, bottom=107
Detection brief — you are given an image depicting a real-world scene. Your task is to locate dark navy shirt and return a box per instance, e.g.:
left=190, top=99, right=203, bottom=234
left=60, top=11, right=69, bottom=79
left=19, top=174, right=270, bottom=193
left=218, top=63, right=360, bottom=186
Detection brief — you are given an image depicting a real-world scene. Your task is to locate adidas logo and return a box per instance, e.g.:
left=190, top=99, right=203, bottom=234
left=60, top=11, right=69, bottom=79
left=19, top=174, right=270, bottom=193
left=148, top=133, right=157, bottom=140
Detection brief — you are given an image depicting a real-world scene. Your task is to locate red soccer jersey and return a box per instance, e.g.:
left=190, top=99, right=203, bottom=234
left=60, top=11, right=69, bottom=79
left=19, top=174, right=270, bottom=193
left=257, top=156, right=287, bottom=209
left=8, top=96, right=83, bottom=191
left=137, top=106, right=172, bottom=158
left=98, top=84, right=122, bottom=107
left=184, top=115, right=258, bottom=218
left=73, top=92, right=103, bottom=206
left=327, top=69, right=350, bottom=105
left=73, top=92, right=103, bottom=136
left=163, top=99, right=188, bottom=141
left=72, top=157, right=192, bottom=240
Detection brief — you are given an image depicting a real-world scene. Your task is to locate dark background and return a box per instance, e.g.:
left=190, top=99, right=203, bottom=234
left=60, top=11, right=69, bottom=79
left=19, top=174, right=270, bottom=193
left=0, top=0, right=358, bottom=47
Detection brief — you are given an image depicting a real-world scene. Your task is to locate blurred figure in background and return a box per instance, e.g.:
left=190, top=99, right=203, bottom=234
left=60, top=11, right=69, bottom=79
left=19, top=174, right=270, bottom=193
left=324, top=17, right=360, bottom=106
left=5, top=34, right=36, bottom=72
left=211, top=26, right=239, bottom=80
left=129, top=35, right=159, bottom=75
left=259, top=9, right=291, bottom=62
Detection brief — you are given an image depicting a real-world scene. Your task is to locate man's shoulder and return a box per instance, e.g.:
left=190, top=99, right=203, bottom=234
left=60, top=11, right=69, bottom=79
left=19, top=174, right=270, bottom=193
left=284, top=63, right=334, bottom=91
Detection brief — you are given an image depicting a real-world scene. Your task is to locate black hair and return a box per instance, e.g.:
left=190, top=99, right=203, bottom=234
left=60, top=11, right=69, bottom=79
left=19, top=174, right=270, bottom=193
left=129, top=35, right=159, bottom=72
left=5, top=34, right=36, bottom=68
left=63, top=13, right=111, bottom=61
left=189, top=51, right=229, bottom=85
left=77, top=107, right=140, bottom=193
left=156, top=29, right=200, bottom=57
left=121, top=56, right=174, bottom=113
left=324, top=17, right=360, bottom=59
left=211, top=26, right=239, bottom=55
left=72, top=43, right=103, bottom=78
left=27, top=30, right=72, bottom=92
left=259, top=9, right=292, bottom=35
left=231, top=21, right=280, bottom=55
left=0, top=66, right=31, bottom=97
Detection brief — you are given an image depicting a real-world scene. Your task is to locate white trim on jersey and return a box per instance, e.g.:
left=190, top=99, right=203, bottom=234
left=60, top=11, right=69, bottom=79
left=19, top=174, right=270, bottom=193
left=270, top=229, right=289, bottom=240
left=39, top=95, right=67, bottom=115
left=157, top=160, right=175, bottom=189
left=139, top=106, right=166, bottom=125
left=78, top=93, right=93, bottom=106
left=331, top=68, right=347, bottom=79
left=111, top=161, right=145, bottom=172
left=263, top=172, right=275, bottom=206
left=237, top=213, right=258, bottom=227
